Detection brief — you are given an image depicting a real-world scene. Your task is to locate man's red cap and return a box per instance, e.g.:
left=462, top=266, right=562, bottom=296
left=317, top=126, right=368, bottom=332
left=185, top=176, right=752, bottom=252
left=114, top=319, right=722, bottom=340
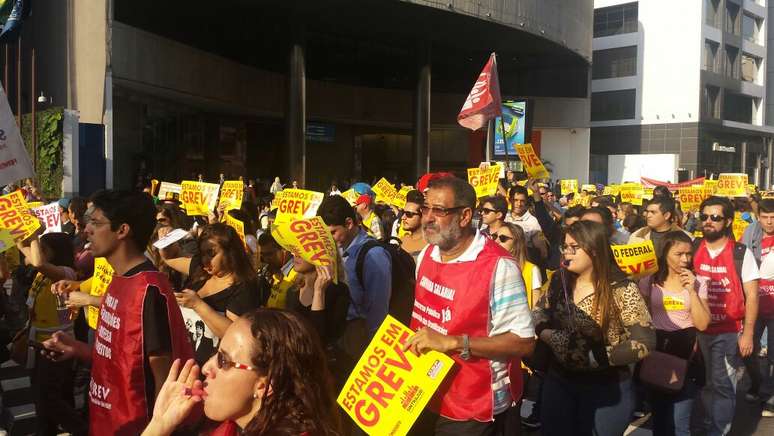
left=416, top=172, right=455, bottom=192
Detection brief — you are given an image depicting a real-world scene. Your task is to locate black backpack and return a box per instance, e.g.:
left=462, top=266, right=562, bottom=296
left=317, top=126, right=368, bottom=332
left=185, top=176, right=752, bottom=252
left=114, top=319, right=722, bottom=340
left=355, top=238, right=416, bottom=326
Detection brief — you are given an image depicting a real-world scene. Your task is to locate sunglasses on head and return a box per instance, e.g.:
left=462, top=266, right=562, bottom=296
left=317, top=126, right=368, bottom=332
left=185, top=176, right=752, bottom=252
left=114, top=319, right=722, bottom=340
left=490, top=233, right=513, bottom=243
left=699, top=213, right=725, bottom=222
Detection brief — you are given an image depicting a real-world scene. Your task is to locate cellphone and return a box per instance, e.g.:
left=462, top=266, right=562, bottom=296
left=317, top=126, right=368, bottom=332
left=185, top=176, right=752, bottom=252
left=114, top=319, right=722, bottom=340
left=28, top=340, right=62, bottom=355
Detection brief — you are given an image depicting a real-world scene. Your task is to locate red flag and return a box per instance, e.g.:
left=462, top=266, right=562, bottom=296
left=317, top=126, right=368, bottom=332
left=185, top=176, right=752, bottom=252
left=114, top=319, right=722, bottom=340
left=457, top=53, right=502, bottom=131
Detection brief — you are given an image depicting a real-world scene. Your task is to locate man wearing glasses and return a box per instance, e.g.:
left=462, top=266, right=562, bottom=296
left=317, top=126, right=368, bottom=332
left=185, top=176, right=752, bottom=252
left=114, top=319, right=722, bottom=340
left=395, top=189, right=427, bottom=260
left=478, top=195, right=508, bottom=238
left=693, top=196, right=759, bottom=436
left=406, top=176, right=535, bottom=435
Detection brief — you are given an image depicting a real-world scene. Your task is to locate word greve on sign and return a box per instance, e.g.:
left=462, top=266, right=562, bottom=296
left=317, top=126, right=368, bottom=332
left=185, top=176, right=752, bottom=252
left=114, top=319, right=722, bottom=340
left=467, top=164, right=501, bottom=198
left=0, top=190, right=41, bottom=242
left=620, top=183, right=644, bottom=206
left=678, top=186, right=705, bottom=212
left=611, top=240, right=658, bottom=279
left=217, top=180, right=244, bottom=212
left=560, top=179, right=578, bottom=195
left=337, top=316, right=454, bottom=436
left=515, top=143, right=549, bottom=179
left=714, top=173, right=749, bottom=198
left=31, top=202, right=62, bottom=234
left=272, top=216, right=338, bottom=283
left=372, top=178, right=399, bottom=205
left=180, top=181, right=220, bottom=216
left=273, top=189, right=324, bottom=224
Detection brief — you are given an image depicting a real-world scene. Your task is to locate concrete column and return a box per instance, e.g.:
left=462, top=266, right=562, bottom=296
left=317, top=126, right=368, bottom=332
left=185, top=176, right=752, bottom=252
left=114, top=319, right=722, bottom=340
left=755, top=153, right=762, bottom=187
left=767, top=138, right=773, bottom=189
left=740, top=141, right=747, bottom=175
left=287, top=29, right=306, bottom=188
left=413, top=41, right=431, bottom=181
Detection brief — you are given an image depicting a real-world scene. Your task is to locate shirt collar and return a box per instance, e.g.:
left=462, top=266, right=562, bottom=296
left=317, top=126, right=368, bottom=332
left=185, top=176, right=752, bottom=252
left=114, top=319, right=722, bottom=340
left=510, top=210, right=532, bottom=222
left=429, top=230, right=487, bottom=264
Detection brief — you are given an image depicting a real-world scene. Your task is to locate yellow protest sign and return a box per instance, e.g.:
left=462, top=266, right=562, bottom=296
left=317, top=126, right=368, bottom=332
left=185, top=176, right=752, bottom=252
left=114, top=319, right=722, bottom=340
left=663, top=295, right=686, bottom=312
left=678, top=186, right=704, bottom=212
left=515, top=143, right=550, bottom=179
left=560, top=179, right=578, bottom=196
left=733, top=212, right=750, bottom=241
left=274, top=189, right=325, bottom=224
left=218, top=180, right=244, bottom=212
left=703, top=179, right=718, bottom=194
left=372, top=178, right=399, bottom=205
left=0, top=229, right=14, bottom=253
left=180, top=181, right=220, bottom=216
left=642, top=188, right=654, bottom=201
left=271, top=216, right=338, bottom=283
left=611, top=240, right=658, bottom=279
left=341, top=189, right=359, bottom=206
left=26, top=201, right=43, bottom=209
left=714, top=173, right=748, bottom=197
left=693, top=230, right=703, bottom=238
left=619, top=183, right=644, bottom=206
left=87, top=258, right=114, bottom=329
left=392, top=186, right=412, bottom=209
left=581, top=184, right=596, bottom=193
left=603, top=184, right=621, bottom=196
left=337, top=315, right=454, bottom=436
left=158, top=182, right=182, bottom=201
left=467, top=165, right=501, bottom=198
left=0, top=190, right=41, bottom=243
left=224, top=213, right=247, bottom=248
left=747, top=184, right=758, bottom=196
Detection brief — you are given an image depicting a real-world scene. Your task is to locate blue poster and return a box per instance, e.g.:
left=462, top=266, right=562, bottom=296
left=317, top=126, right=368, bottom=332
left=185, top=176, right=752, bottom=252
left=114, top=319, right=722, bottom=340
left=493, top=100, right=527, bottom=156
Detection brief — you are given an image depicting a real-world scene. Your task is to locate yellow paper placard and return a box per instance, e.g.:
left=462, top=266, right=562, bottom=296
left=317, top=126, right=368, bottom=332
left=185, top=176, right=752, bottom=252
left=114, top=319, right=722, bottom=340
left=337, top=315, right=454, bottom=436
left=341, top=189, right=359, bottom=206
left=0, top=190, right=41, bottom=243
left=663, top=295, right=686, bottom=312
left=560, top=179, right=578, bottom=196
left=180, top=181, right=220, bottom=216
left=392, top=186, right=412, bottom=209
left=0, top=229, right=14, bottom=253
left=26, top=201, right=43, bottom=209
left=603, top=184, right=621, bottom=196
left=693, top=230, right=704, bottom=238
left=467, top=165, right=502, bottom=198
left=274, top=189, right=325, bottom=224
left=611, top=240, right=658, bottom=279
left=581, top=184, right=596, bottom=193
left=157, top=182, right=182, bottom=201
left=642, top=188, right=654, bottom=201
left=271, top=216, right=338, bottom=283
left=218, top=181, right=244, bottom=212
left=372, top=178, right=399, bottom=205
left=678, top=187, right=705, bottom=212
left=619, top=183, right=644, bottom=206
left=714, top=173, right=748, bottom=197
left=87, top=258, right=114, bottom=330
left=224, top=213, right=247, bottom=248
left=515, top=143, right=550, bottom=179
left=733, top=212, right=749, bottom=241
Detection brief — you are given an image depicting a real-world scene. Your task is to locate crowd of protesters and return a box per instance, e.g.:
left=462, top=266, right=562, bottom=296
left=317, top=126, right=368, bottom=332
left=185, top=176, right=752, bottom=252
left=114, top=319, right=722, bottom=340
left=0, top=170, right=770, bottom=436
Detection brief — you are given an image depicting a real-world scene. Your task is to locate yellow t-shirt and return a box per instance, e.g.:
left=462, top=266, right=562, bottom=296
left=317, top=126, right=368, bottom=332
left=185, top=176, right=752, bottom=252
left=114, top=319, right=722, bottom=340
left=266, top=268, right=297, bottom=309
left=29, top=273, right=70, bottom=341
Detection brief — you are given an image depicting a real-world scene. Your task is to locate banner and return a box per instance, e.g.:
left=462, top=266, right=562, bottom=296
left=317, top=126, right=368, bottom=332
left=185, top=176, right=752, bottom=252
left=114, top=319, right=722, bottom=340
left=640, top=176, right=705, bottom=190
left=224, top=213, right=246, bottom=248
left=372, top=178, right=399, bottom=205
left=31, top=202, right=62, bottom=234
left=87, top=257, right=114, bottom=330
left=180, top=181, right=220, bottom=216
left=0, top=228, right=13, bottom=253
left=274, top=189, right=325, bottom=224
left=560, top=179, right=578, bottom=196
left=611, top=240, right=658, bottom=279
left=642, top=188, right=654, bottom=201
left=677, top=186, right=704, bottom=212
left=467, top=165, right=501, bottom=198
left=0, top=190, right=40, bottom=242
left=337, top=315, right=454, bottom=436
left=714, top=173, right=748, bottom=197
left=271, top=216, right=338, bottom=283
left=158, top=182, right=182, bottom=201
left=620, top=183, right=644, bottom=206
left=217, top=181, right=244, bottom=212
left=733, top=212, right=750, bottom=241
left=515, top=143, right=549, bottom=179
left=457, top=53, right=502, bottom=131
left=341, top=189, right=359, bottom=206
left=392, top=186, right=412, bottom=209
left=0, top=86, right=34, bottom=186
left=603, top=184, right=621, bottom=196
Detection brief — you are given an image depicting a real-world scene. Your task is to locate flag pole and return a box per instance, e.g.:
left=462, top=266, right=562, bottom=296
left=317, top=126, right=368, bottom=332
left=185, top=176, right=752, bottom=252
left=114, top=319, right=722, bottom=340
left=493, top=53, right=510, bottom=169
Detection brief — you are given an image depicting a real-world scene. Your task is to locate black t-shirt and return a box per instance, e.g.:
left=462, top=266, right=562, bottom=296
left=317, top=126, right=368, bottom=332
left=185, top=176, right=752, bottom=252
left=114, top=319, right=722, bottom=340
left=185, top=255, right=262, bottom=317
left=286, top=281, right=350, bottom=347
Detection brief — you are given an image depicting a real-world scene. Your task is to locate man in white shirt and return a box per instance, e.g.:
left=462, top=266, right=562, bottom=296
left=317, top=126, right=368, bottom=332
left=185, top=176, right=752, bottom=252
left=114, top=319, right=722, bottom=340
left=505, top=184, right=548, bottom=262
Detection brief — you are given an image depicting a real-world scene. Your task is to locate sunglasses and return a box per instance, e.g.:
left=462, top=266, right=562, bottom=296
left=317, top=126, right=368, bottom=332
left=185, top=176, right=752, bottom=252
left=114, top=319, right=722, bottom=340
left=699, top=213, right=725, bottom=222
left=490, top=233, right=513, bottom=243
left=216, top=350, right=257, bottom=372
left=402, top=210, right=422, bottom=219
left=480, top=207, right=497, bottom=215
left=419, top=205, right=465, bottom=217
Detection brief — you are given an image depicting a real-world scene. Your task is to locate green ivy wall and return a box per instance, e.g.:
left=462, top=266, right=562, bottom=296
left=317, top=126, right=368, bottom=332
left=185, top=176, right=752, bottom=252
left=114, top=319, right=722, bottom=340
left=20, top=107, right=64, bottom=199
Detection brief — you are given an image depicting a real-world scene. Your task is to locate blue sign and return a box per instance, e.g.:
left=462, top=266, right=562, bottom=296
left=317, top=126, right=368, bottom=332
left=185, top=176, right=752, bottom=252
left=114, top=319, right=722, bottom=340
left=306, top=122, right=336, bottom=143
left=493, top=100, right=527, bottom=156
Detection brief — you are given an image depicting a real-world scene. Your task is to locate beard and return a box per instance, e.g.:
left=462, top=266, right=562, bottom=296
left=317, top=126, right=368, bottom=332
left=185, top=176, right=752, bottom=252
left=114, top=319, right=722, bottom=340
left=422, top=215, right=463, bottom=251
left=702, top=225, right=727, bottom=242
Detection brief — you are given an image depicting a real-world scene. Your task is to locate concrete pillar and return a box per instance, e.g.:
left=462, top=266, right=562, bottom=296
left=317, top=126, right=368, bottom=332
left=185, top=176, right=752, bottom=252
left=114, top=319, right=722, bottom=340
left=740, top=141, right=747, bottom=175
left=767, top=138, right=773, bottom=189
left=413, top=41, right=431, bottom=182
left=287, top=29, right=306, bottom=188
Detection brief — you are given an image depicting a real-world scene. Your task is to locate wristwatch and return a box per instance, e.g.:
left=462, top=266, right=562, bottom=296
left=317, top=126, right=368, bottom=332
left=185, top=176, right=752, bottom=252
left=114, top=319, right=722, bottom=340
left=460, top=334, right=471, bottom=361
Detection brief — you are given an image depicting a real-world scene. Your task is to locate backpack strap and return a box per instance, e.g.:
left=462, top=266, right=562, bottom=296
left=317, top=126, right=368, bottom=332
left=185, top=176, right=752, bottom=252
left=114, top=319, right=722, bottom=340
left=733, top=241, right=747, bottom=297
left=355, top=240, right=381, bottom=290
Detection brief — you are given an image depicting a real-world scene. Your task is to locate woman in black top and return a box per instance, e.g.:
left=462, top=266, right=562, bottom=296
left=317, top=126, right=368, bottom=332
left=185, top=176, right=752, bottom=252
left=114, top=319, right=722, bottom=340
left=161, top=223, right=263, bottom=365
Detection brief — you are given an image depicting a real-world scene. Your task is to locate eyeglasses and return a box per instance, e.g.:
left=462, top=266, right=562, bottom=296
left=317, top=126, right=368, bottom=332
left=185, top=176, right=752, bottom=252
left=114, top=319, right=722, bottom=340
left=216, top=350, right=257, bottom=372
left=699, top=213, right=725, bottom=222
left=559, top=244, right=582, bottom=255
left=402, top=210, right=422, bottom=219
left=490, top=233, right=513, bottom=243
left=87, top=219, right=111, bottom=227
left=480, top=208, right=497, bottom=215
left=419, top=205, right=465, bottom=217
left=157, top=217, right=170, bottom=224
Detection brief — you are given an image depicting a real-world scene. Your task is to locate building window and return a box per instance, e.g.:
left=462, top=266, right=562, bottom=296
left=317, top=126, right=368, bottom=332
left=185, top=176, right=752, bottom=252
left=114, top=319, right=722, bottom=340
left=742, top=14, right=761, bottom=44
left=706, top=0, right=721, bottom=28
left=704, top=40, right=719, bottom=73
left=591, top=89, right=636, bottom=121
left=741, top=53, right=760, bottom=82
left=702, top=86, right=720, bottom=118
left=725, top=2, right=740, bottom=35
left=592, top=46, right=637, bottom=79
left=593, top=2, right=638, bottom=38
left=725, top=45, right=739, bottom=79
left=723, top=93, right=753, bottom=123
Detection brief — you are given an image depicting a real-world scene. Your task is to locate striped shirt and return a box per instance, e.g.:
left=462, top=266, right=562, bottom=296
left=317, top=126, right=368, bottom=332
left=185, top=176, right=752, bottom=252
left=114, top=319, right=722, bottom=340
left=416, top=231, right=535, bottom=415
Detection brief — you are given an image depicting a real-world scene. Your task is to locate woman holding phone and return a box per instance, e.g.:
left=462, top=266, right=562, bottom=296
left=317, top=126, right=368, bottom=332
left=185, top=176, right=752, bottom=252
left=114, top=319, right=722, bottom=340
left=638, top=231, right=710, bottom=436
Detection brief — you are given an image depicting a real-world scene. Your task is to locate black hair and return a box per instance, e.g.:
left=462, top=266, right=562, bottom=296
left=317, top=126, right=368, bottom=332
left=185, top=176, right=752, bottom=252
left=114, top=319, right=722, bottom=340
left=564, top=205, right=587, bottom=221
left=648, top=196, right=677, bottom=222
left=623, top=214, right=646, bottom=234
left=258, top=231, right=281, bottom=249
left=228, top=208, right=257, bottom=236
left=653, top=231, right=694, bottom=286
left=317, top=194, right=357, bottom=227
left=508, top=185, right=529, bottom=202
left=482, top=195, right=509, bottom=217
left=195, top=320, right=205, bottom=330
left=40, top=232, right=75, bottom=269
left=653, top=185, right=672, bottom=199
left=592, top=195, right=615, bottom=209
left=759, top=198, right=774, bottom=214
left=427, top=176, right=477, bottom=209
left=699, top=196, right=735, bottom=223
left=405, top=189, right=424, bottom=206
left=582, top=206, right=615, bottom=233
left=68, top=197, right=88, bottom=223
left=89, top=190, right=157, bottom=252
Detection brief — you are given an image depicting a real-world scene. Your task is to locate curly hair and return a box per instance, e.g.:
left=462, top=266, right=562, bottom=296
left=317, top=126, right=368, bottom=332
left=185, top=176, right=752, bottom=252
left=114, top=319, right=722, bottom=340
left=190, top=223, right=256, bottom=285
left=241, top=309, right=340, bottom=436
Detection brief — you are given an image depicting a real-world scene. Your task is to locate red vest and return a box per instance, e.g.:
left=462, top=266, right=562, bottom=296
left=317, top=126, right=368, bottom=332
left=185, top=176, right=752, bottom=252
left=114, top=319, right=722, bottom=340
left=693, top=239, right=745, bottom=334
left=89, top=271, right=194, bottom=436
left=411, top=238, right=522, bottom=421
left=759, top=236, right=774, bottom=318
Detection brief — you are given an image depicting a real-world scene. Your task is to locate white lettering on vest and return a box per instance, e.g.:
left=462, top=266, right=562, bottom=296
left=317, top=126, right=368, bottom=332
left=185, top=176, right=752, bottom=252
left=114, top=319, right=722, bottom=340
left=97, top=325, right=112, bottom=343
left=99, top=310, right=121, bottom=330
left=94, top=338, right=112, bottom=360
left=104, top=294, right=119, bottom=310
left=699, top=264, right=727, bottom=274
left=418, top=276, right=456, bottom=301
left=410, top=311, right=448, bottom=334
